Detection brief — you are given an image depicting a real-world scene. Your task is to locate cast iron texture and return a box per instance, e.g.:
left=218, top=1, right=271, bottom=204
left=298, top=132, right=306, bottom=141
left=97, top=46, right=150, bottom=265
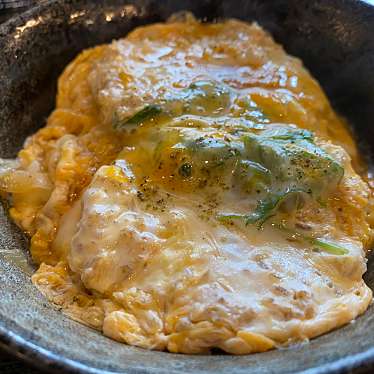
left=0, top=1, right=374, bottom=373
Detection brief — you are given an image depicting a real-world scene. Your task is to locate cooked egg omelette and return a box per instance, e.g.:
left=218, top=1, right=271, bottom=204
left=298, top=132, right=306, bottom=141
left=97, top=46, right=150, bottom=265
left=0, top=15, right=373, bottom=354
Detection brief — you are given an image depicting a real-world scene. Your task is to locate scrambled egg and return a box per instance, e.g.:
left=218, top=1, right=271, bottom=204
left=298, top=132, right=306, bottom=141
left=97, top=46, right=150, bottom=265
left=0, top=15, right=373, bottom=354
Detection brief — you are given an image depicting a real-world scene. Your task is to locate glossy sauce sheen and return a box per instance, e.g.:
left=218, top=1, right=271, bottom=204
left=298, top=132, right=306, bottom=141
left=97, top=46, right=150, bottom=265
left=0, top=16, right=373, bottom=354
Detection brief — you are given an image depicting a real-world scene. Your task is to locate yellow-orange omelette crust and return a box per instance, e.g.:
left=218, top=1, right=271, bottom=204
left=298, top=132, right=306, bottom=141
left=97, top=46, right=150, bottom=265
left=0, top=15, right=373, bottom=354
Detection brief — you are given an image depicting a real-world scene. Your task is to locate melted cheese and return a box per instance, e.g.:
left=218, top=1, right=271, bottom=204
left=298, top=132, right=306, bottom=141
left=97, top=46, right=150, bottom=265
left=1, top=15, right=373, bottom=354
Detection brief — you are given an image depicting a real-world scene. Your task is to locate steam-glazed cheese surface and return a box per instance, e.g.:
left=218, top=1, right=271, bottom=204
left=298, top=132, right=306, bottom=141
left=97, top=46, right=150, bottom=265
left=0, top=15, right=373, bottom=354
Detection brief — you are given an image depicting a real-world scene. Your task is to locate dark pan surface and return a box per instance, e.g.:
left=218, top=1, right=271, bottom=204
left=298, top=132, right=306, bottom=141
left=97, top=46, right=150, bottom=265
left=1, top=1, right=374, bottom=373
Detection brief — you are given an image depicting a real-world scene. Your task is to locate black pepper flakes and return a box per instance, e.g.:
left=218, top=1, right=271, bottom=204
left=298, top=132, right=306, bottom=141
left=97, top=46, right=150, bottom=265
left=179, top=163, right=193, bottom=178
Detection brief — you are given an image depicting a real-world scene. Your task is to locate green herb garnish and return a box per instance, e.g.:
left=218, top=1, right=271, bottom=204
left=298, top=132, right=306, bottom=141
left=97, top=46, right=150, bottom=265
left=113, top=105, right=162, bottom=130
left=310, top=238, right=349, bottom=255
left=217, top=188, right=307, bottom=226
left=217, top=126, right=344, bottom=225
left=243, top=126, right=344, bottom=199
left=275, top=223, right=349, bottom=255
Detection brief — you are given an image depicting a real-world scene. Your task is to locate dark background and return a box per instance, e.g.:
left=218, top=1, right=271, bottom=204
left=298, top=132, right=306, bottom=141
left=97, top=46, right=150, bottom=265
left=0, top=351, right=38, bottom=374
